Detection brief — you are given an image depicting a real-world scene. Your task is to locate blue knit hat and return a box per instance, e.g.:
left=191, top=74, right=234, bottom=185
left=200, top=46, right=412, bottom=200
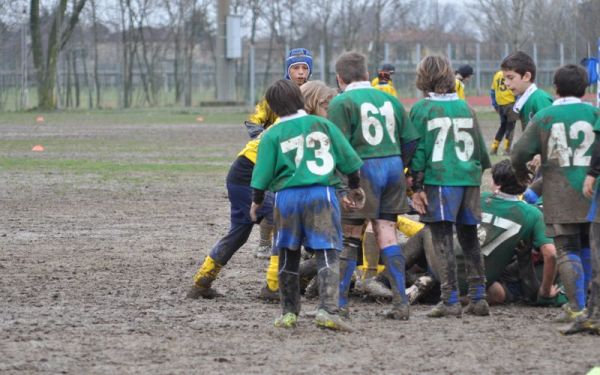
left=285, top=48, right=313, bottom=80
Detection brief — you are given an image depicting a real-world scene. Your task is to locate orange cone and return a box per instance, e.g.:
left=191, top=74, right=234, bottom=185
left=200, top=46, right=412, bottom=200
left=32, top=145, right=45, bottom=152
left=196, top=116, right=205, bottom=123
left=35, top=115, right=45, bottom=123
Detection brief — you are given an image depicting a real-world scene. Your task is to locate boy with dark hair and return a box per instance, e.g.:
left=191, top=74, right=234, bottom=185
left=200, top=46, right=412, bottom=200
left=501, top=51, right=553, bottom=129
left=250, top=79, right=364, bottom=331
left=371, top=63, right=398, bottom=97
left=187, top=48, right=311, bottom=300
left=410, top=55, right=492, bottom=318
left=512, top=64, right=600, bottom=331
left=490, top=70, right=517, bottom=155
left=328, top=51, right=420, bottom=320
left=455, top=64, right=474, bottom=100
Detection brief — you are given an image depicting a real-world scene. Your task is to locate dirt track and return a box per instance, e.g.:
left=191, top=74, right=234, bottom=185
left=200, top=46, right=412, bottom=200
left=1, top=118, right=599, bottom=374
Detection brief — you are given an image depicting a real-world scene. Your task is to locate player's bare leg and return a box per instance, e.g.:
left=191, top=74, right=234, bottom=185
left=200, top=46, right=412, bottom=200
left=457, top=224, right=490, bottom=316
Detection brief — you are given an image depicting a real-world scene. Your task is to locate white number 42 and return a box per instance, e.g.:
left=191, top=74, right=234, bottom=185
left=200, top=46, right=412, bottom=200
left=547, top=121, right=594, bottom=167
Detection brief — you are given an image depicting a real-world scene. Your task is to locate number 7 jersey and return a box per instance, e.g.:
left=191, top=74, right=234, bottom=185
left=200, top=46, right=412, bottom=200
left=511, top=99, right=600, bottom=223
left=409, top=97, right=491, bottom=186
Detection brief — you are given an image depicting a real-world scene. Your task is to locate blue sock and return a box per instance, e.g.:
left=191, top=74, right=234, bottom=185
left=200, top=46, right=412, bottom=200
left=339, top=259, right=356, bottom=308
left=566, top=252, right=586, bottom=310
left=471, top=284, right=485, bottom=302
left=448, top=290, right=459, bottom=305
left=581, top=247, right=592, bottom=293
left=381, top=245, right=408, bottom=304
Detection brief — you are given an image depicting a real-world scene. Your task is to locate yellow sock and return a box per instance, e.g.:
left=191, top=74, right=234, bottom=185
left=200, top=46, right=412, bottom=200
left=490, top=139, right=499, bottom=152
left=504, top=139, right=511, bottom=151
left=266, top=255, right=279, bottom=291
left=193, top=255, right=222, bottom=286
left=396, top=216, right=425, bottom=238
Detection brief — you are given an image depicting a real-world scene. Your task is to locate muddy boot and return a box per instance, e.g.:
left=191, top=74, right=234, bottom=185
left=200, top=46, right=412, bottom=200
left=464, top=299, right=490, bottom=316
left=304, top=276, right=319, bottom=299
left=358, top=277, right=393, bottom=299
left=381, top=245, right=410, bottom=320
left=502, top=139, right=511, bottom=155
left=187, top=256, right=222, bottom=299
left=560, top=316, right=600, bottom=335
left=274, top=312, right=297, bottom=328
left=315, top=309, right=354, bottom=332
left=553, top=304, right=586, bottom=323
left=406, top=275, right=435, bottom=305
left=258, top=255, right=279, bottom=301
left=427, top=301, right=462, bottom=318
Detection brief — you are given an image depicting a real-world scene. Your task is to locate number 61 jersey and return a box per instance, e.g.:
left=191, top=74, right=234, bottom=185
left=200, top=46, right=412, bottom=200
left=511, top=99, right=600, bottom=223
left=327, top=82, right=420, bottom=159
left=409, top=95, right=491, bottom=186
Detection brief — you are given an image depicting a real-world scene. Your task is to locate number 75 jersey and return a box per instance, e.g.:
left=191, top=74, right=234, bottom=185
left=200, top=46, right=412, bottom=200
left=409, top=98, right=491, bottom=186
left=511, top=101, right=600, bottom=223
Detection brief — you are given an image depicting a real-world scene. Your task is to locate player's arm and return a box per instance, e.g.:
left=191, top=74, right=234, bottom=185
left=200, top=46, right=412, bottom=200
left=328, top=122, right=365, bottom=210
left=538, top=243, right=557, bottom=298
left=583, top=136, right=600, bottom=198
left=471, top=110, right=492, bottom=170
left=490, top=89, right=498, bottom=112
left=396, top=103, right=420, bottom=167
left=511, top=121, right=541, bottom=185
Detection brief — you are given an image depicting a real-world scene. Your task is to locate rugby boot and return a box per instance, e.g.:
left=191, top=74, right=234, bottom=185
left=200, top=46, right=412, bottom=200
left=396, top=216, right=425, bottom=238
left=304, top=276, right=319, bottom=299
left=464, top=299, right=490, bottom=316
left=427, top=302, right=462, bottom=318
left=553, top=304, right=586, bottom=323
left=258, top=284, right=279, bottom=302
left=299, top=257, right=318, bottom=293
left=254, top=245, right=272, bottom=259
left=355, top=277, right=393, bottom=299
left=502, top=139, right=511, bottom=155
left=406, top=275, right=435, bottom=305
left=383, top=304, right=410, bottom=320
left=274, top=312, right=298, bottom=328
left=489, top=139, right=499, bottom=155
left=187, top=256, right=222, bottom=299
left=314, top=309, right=354, bottom=332
left=560, top=316, right=600, bottom=336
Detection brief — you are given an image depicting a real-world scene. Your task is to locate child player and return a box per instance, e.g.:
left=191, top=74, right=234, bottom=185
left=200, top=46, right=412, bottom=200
left=410, top=55, right=492, bottom=318
left=187, top=48, right=312, bottom=300
left=454, top=64, right=473, bottom=100
left=512, top=64, right=600, bottom=330
left=489, top=69, right=517, bottom=155
left=328, top=52, right=420, bottom=320
left=250, top=79, right=364, bottom=331
left=501, top=51, right=553, bottom=130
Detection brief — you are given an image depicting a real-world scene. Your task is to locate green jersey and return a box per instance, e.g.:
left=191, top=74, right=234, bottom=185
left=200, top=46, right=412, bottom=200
left=251, top=111, right=363, bottom=192
left=513, top=85, right=553, bottom=126
left=512, top=98, right=600, bottom=223
left=409, top=95, right=491, bottom=186
left=327, top=81, right=420, bottom=160
left=457, top=192, right=552, bottom=287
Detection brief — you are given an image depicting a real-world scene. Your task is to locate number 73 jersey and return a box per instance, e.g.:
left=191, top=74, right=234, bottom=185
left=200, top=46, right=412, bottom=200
left=409, top=99, right=491, bottom=186
left=511, top=102, right=600, bottom=223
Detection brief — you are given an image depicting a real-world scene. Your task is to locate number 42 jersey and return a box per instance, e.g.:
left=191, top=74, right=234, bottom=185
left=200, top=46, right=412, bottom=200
left=409, top=96, right=491, bottom=186
left=511, top=99, right=600, bottom=223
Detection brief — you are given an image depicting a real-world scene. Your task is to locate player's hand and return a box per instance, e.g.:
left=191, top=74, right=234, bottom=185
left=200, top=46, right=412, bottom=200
left=538, top=284, right=559, bottom=299
left=583, top=175, right=596, bottom=199
left=250, top=202, right=262, bottom=222
left=342, top=188, right=366, bottom=210
left=411, top=191, right=428, bottom=215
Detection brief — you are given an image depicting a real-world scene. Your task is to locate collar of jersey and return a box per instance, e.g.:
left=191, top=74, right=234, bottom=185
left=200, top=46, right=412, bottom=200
left=494, top=191, right=520, bottom=201
left=278, top=109, right=308, bottom=123
left=344, top=81, right=373, bottom=92
left=427, top=93, right=459, bottom=101
left=553, top=97, right=582, bottom=106
left=513, top=83, right=538, bottom=113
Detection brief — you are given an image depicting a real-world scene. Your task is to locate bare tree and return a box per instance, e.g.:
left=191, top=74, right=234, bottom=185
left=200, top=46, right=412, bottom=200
left=30, top=0, right=88, bottom=109
left=470, top=0, right=531, bottom=50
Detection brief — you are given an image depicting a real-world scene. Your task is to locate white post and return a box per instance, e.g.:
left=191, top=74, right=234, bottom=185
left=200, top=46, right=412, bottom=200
left=249, top=44, right=255, bottom=107
left=384, top=42, right=389, bottom=63
left=559, top=43, right=564, bottom=66
left=533, top=43, right=538, bottom=66
left=447, top=43, right=452, bottom=62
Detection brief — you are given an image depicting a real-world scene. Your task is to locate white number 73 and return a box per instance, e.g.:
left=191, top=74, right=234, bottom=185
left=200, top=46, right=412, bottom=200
left=280, top=131, right=334, bottom=176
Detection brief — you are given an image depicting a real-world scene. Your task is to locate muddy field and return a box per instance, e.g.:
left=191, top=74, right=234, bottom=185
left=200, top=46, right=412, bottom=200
left=1, top=113, right=599, bottom=374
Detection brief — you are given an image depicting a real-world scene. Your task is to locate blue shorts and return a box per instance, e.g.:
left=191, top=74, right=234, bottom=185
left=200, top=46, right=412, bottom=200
left=342, top=156, right=408, bottom=220
left=420, top=185, right=480, bottom=225
left=274, top=185, right=342, bottom=251
left=227, top=182, right=273, bottom=225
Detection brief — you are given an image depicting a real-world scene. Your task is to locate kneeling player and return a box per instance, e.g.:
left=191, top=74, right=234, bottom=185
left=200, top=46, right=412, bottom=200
left=250, top=80, right=364, bottom=331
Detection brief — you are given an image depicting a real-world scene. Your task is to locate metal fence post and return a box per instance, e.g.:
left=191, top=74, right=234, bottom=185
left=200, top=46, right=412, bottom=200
left=249, top=44, right=255, bottom=107
left=476, top=43, right=481, bottom=95
left=319, top=43, right=325, bottom=82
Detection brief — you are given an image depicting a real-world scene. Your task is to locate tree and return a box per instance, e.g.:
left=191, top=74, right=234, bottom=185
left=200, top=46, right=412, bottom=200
left=30, top=0, right=87, bottom=110
left=470, top=0, right=530, bottom=50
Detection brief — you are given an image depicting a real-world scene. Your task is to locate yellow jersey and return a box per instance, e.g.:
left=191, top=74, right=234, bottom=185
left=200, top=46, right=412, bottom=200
left=455, top=79, right=465, bottom=100
left=247, top=98, right=278, bottom=129
left=491, top=70, right=515, bottom=106
left=371, top=77, right=398, bottom=97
